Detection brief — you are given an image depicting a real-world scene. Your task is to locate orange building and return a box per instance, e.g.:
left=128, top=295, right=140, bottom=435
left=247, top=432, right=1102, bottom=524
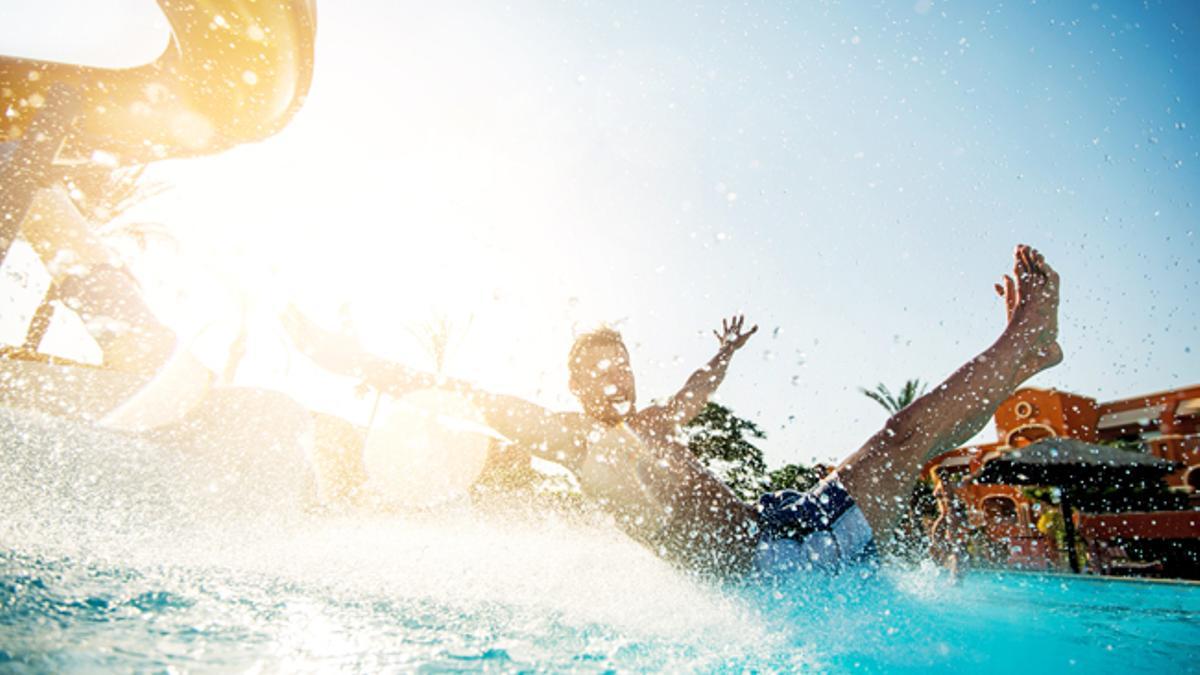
left=924, top=384, right=1200, bottom=575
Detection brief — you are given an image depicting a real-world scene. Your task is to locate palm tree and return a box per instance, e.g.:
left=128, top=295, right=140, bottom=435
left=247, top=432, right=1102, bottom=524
left=406, top=312, right=473, bottom=376
left=860, top=379, right=927, bottom=415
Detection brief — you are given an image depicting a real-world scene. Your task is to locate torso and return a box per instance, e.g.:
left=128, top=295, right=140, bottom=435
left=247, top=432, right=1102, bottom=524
left=560, top=408, right=760, bottom=577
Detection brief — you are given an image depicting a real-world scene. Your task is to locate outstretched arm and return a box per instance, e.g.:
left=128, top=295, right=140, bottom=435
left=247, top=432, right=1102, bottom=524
left=653, top=315, right=758, bottom=425
left=281, top=304, right=435, bottom=392
left=281, top=305, right=587, bottom=468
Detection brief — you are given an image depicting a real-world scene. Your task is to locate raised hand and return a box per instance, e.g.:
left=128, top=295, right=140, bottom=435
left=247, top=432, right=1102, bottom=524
left=713, top=314, right=758, bottom=352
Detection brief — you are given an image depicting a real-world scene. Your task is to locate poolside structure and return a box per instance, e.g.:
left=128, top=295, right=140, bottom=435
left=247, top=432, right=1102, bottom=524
left=970, top=438, right=1181, bottom=573
left=924, top=384, right=1200, bottom=578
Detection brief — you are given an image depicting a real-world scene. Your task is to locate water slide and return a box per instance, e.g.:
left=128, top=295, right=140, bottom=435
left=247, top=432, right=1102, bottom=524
left=0, top=0, right=315, bottom=400
left=2, top=0, right=316, bottom=272
left=0, top=3, right=318, bottom=454
left=1, top=3, right=492, bottom=507
left=0, top=0, right=316, bottom=163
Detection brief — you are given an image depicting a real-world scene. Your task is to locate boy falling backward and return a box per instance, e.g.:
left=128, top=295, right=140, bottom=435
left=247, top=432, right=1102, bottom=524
left=285, top=245, right=1061, bottom=579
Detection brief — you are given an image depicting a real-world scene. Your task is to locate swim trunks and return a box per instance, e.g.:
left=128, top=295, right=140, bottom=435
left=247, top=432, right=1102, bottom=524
left=753, top=476, right=877, bottom=575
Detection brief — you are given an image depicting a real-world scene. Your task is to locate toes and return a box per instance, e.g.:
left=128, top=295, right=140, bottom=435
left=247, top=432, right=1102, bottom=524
left=1029, top=247, right=1060, bottom=285
left=1030, top=248, right=1047, bottom=276
left=1015, top=244, right=1032, bottom=276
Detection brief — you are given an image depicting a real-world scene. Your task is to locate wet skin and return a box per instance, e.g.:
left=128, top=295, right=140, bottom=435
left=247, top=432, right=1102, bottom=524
left=284, top=246, right=1063, bottom=578
left=836, top=244, right=1063, bottom=546
left=555, top=339, right=762, bottom=576
left=282, top=308, right=762, bottom=576
left=471, top=317, right=763, bottom=577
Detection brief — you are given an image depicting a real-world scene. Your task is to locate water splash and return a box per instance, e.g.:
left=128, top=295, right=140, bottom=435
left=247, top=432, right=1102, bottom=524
left=1, top=406, right=1196, bottom=672
left=0, top=405, right=782, bottom=670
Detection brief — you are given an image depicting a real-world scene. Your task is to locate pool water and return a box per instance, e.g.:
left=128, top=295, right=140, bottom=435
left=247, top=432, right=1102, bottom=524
left=2, top=407, right=1197, bottom=672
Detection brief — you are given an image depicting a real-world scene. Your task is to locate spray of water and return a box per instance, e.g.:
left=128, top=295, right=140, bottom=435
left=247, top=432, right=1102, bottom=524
left=3, top=404, right=1196, bottom=671
left=0, top=404, right=790, bottom=669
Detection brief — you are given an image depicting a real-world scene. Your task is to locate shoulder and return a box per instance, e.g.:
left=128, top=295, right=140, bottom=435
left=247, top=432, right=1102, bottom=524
left=632, top=404, right=690, bottom=431
left=633, top=403, right=667, bottom=423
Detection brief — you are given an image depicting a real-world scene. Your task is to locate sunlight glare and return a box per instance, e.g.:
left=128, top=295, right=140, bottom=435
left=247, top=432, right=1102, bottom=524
left=123, top=13, right=578, bottom=412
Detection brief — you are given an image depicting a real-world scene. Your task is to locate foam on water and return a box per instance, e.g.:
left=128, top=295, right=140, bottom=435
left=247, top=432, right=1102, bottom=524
left=2, top=405, right=1198, bottom=672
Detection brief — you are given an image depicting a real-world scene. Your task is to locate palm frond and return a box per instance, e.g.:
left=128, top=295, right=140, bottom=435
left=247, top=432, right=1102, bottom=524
left=861, top=378, right=927, bottom=415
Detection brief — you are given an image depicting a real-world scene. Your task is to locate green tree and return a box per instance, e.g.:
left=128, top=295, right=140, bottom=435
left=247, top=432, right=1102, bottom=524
left=860, top=379, right=927, bottom=414
left=766, top=462, right=825, bottom=493
left=685, top=402, right=770, bottom=501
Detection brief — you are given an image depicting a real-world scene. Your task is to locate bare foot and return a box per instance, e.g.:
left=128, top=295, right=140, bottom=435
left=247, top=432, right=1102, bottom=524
left=997, top=244, right=1063, bottom=376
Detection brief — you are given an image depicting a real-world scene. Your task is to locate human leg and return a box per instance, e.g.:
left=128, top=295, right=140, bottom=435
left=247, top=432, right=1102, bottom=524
left=836, top=245, right=1062, bottom=547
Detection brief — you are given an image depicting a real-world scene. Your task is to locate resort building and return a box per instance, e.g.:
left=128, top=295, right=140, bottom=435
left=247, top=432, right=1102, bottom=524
left=924, top=384, right=1200, bottom=577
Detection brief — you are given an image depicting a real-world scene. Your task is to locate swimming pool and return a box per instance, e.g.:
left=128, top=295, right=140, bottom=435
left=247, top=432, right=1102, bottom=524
left=2, top=407, right=1197, bottom=672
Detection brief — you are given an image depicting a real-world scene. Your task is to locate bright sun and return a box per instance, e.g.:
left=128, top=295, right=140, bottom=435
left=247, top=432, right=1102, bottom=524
left=6, top=1, right=597, bottom=426
left=117, top=53, right=577, bottom=422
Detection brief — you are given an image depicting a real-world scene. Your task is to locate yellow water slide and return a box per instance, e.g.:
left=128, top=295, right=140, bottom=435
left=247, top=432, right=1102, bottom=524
left=0, top=1, right=318, bottom=430
left=0, top=0, right=316, bottom=162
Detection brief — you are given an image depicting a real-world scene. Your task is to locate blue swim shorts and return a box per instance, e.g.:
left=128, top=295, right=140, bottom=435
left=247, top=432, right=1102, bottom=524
left=753, top=476, right=878, bottom=575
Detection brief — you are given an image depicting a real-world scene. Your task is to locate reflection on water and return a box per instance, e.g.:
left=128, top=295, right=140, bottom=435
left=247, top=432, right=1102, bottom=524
left=1, top=407, right=1197, bottom=672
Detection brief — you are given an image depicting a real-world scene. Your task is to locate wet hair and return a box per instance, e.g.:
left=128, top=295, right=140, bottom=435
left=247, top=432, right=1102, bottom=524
left=567, top=326, right=627, bottom=380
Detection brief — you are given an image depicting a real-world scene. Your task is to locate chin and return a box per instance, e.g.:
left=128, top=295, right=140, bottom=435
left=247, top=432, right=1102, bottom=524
left=592, top=412, right=622, bottom=425
left=587, top=407, right=624, bottom=425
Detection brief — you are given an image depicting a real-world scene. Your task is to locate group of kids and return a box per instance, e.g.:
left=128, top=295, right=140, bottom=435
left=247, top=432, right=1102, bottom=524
left=9, top=177, right=1065, bottom=580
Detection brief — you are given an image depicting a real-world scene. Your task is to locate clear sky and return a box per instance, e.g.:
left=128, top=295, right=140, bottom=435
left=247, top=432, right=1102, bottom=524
left=2, top=0, right=1197, bottom=466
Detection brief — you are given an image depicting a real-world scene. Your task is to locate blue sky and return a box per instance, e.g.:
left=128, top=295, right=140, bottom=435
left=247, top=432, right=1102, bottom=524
left=2, top=0, right=1197, bottom=466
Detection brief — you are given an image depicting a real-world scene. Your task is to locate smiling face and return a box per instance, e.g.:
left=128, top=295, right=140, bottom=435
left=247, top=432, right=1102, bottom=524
left=568, top=335, right=637, bottom=426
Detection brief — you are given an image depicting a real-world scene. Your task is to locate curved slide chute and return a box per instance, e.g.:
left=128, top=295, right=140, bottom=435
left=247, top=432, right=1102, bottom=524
left=0, top=0, right=317, bottom=162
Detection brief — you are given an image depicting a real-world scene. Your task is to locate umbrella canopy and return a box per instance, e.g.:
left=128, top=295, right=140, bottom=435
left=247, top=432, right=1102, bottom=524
left=969, top=437, right=1182, bottom=574
left=971, top=437, right=1181, bottom=490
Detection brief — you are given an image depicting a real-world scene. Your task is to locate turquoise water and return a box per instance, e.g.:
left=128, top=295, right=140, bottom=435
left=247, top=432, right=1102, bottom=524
left=4, top=552, right=1197, bottom=672
left=2, top=407, right=1198, bottom=672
